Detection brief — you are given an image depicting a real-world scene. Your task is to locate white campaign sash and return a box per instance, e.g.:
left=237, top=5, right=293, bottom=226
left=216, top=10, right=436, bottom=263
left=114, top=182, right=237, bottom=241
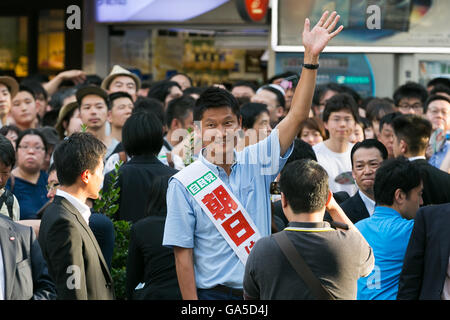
left=173, top=160, right=261, bottom=265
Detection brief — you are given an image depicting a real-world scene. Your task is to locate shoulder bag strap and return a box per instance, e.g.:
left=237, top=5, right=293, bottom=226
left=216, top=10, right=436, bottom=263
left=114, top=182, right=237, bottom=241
left=273, top=231, right=334, bottom=300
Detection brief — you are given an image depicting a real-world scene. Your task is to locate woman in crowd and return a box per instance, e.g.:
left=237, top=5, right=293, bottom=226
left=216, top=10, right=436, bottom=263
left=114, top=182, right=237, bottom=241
left=6, top=129, right=48, bottom=220
left=298, top=117, right=327, bottom=146
left=126, top=175, right=181, bottom=300
left=0, top=124, right=21, bottom=150
left=147, top=80, right=183, bottom=110
left=55, top=101, right=83, bottom=140
left=239, top=102, right=272, bottom=149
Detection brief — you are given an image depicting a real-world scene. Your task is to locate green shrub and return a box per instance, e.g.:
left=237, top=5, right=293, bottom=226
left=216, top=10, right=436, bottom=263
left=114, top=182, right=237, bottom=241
left=94, top=161, right=131, bottom=299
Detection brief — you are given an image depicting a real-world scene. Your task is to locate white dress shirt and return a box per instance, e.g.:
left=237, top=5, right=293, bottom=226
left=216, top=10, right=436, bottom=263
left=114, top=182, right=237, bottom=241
left=408, top=156, right=426, bottom=161
left=359, top=190, right=376, bottom=216
left=56, top=189, right=91, bottom=225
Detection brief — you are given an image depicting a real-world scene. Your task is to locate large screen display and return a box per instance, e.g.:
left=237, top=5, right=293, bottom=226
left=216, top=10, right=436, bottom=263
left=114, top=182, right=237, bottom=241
left=273, top=0, right=450, bottom=53
left=96, top=0, right=229, bottom=23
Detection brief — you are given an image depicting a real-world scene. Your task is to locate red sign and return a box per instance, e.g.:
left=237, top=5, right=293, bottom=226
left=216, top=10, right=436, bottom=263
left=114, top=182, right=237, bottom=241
left=236, top=0, right=269, bottom=22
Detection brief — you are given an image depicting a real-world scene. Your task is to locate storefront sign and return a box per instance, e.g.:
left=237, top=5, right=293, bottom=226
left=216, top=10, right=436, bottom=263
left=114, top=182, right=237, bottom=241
left=236, top=0, right=269, bottom=22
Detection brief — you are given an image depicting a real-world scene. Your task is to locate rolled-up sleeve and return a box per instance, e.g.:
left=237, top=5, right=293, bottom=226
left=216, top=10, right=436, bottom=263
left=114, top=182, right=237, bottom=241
left=162, top=178, right=196, bottom=249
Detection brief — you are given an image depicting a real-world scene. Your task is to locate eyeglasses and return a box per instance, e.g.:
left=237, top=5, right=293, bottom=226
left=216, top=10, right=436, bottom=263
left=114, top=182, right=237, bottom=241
left=17, top=145, right=45, bottom=152
left=398, top=103, right=423, bottom=111
left=46, top=183, right=60, bottom=191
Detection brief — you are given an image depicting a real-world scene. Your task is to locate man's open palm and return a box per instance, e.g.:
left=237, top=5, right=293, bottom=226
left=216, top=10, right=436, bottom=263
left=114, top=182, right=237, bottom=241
left=302, top=11, right=344, bottom=56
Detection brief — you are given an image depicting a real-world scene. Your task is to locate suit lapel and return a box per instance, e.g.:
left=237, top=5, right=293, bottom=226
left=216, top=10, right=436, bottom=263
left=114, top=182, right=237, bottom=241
left=0, top=220, right=17, bottom=300
left=55, top=196, right=113, bottom=283
left=355, top=191, right=370, bottom=219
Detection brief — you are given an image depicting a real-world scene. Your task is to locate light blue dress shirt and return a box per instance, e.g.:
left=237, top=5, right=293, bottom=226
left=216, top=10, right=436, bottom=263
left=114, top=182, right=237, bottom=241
left=162, top=129, right=293, bottom=289
left=429, top=140, right=449, bottom=169
left=356, top=206, right=414, bottom=300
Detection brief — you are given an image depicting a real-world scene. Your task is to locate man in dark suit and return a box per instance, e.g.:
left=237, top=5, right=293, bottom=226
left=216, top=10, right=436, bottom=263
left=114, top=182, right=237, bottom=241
left=103, top=111, right=177, bottom=223
left=39, top=132, right=114, bottom=300
left=0, top=214, right=56, bottom=300
left=397, top=203, right=450, bottom=300
left=340, top=139, right=388, bottom=223
left=392, top=114, right=450, bottom=206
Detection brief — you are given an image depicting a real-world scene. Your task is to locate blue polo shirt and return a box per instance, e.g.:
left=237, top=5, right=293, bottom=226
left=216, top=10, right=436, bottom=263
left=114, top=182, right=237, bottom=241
left=355, top=206, right=414, bottom=300
left=162, top=128, right=293, bottom=289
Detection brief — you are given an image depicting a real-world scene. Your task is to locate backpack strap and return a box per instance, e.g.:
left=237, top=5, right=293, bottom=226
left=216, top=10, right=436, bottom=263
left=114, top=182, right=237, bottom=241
left=0, top=189, right=15, bottom=219
left=273, top=231, right=335, bottom=300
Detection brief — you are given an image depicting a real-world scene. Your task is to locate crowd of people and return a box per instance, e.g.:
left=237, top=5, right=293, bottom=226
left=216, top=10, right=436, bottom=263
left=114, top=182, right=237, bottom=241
left=0, top=11, right=449, bottom=300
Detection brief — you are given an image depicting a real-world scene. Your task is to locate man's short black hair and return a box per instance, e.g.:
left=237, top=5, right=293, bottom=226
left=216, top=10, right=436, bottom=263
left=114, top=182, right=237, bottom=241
left=393, top=82, right=428, bottom=106
left=108, top=91, right=133, bottom=109
left=21, top=79, right=48, bottom=101
left=279, top=159, right=329, bottom=214
left=84, top=74, right=103, bottom=87
left=424, top=94, right=450, bottom=113
left=350, top=139, right=388, bottom=167
left=231, top=80, right=257, bottom=93
left=17, top=85, right=36, bottom=100
left=374, top=157, right=422, bottom=206
left=427, top=77, right=450, bottom=90
left=258, top=85, right=285, bottom=109
left=194, top=86, right=240, bottom=122
left=429, top=84, right=450, bottom=98
left=166, top=95, right=195, bottom=128
left=122, top=111, right=163, bottom=157
left=53, top=132, right=106, bottom=186
left=147, top=80, right=181, bottom=103
left=268, top=71, right=297, bottom=84
left=0, top=135, right=15, bottom=168
left=183, top=86, right=205, bottom=97
left=285, top=139, right=317, bottom=166
left=169, top=73, right=193, bottom=87
left=339, top=84, right=362, bottom=106
left=240, top=102, right=269, bottom=129
left=392, top=114, right=432, bottom=155
left=322, top=93, right=359, bottom=123
left=312, top=84, right=327, bottom=107
left=365, top=98, right=396, bottom=122
left=133, top=97, right=165, bottom=126
left=379, top=111, right=402, bottom=133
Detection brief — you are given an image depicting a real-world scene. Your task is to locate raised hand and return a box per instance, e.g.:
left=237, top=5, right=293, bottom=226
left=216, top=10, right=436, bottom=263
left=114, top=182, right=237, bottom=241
left=302, top=11, right=343, bottom=59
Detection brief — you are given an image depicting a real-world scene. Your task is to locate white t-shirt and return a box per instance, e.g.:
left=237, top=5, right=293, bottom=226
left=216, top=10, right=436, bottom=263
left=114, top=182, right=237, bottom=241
left=313, top=141, right=357, bottom=196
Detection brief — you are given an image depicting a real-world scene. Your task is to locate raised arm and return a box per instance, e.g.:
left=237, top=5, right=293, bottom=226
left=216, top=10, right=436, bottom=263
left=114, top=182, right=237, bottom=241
left=43, top=70, right=86, bottom=97
left=277, top=11, right=343, bottom=155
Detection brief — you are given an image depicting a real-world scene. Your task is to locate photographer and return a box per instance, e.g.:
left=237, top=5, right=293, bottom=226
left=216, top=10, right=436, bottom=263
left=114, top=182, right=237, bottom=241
left=243, top=159, right=374, bottom=299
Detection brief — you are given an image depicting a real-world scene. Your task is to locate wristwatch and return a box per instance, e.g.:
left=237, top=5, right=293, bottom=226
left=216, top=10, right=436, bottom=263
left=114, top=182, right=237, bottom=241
left=302, top=63, right=319, bottom=70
